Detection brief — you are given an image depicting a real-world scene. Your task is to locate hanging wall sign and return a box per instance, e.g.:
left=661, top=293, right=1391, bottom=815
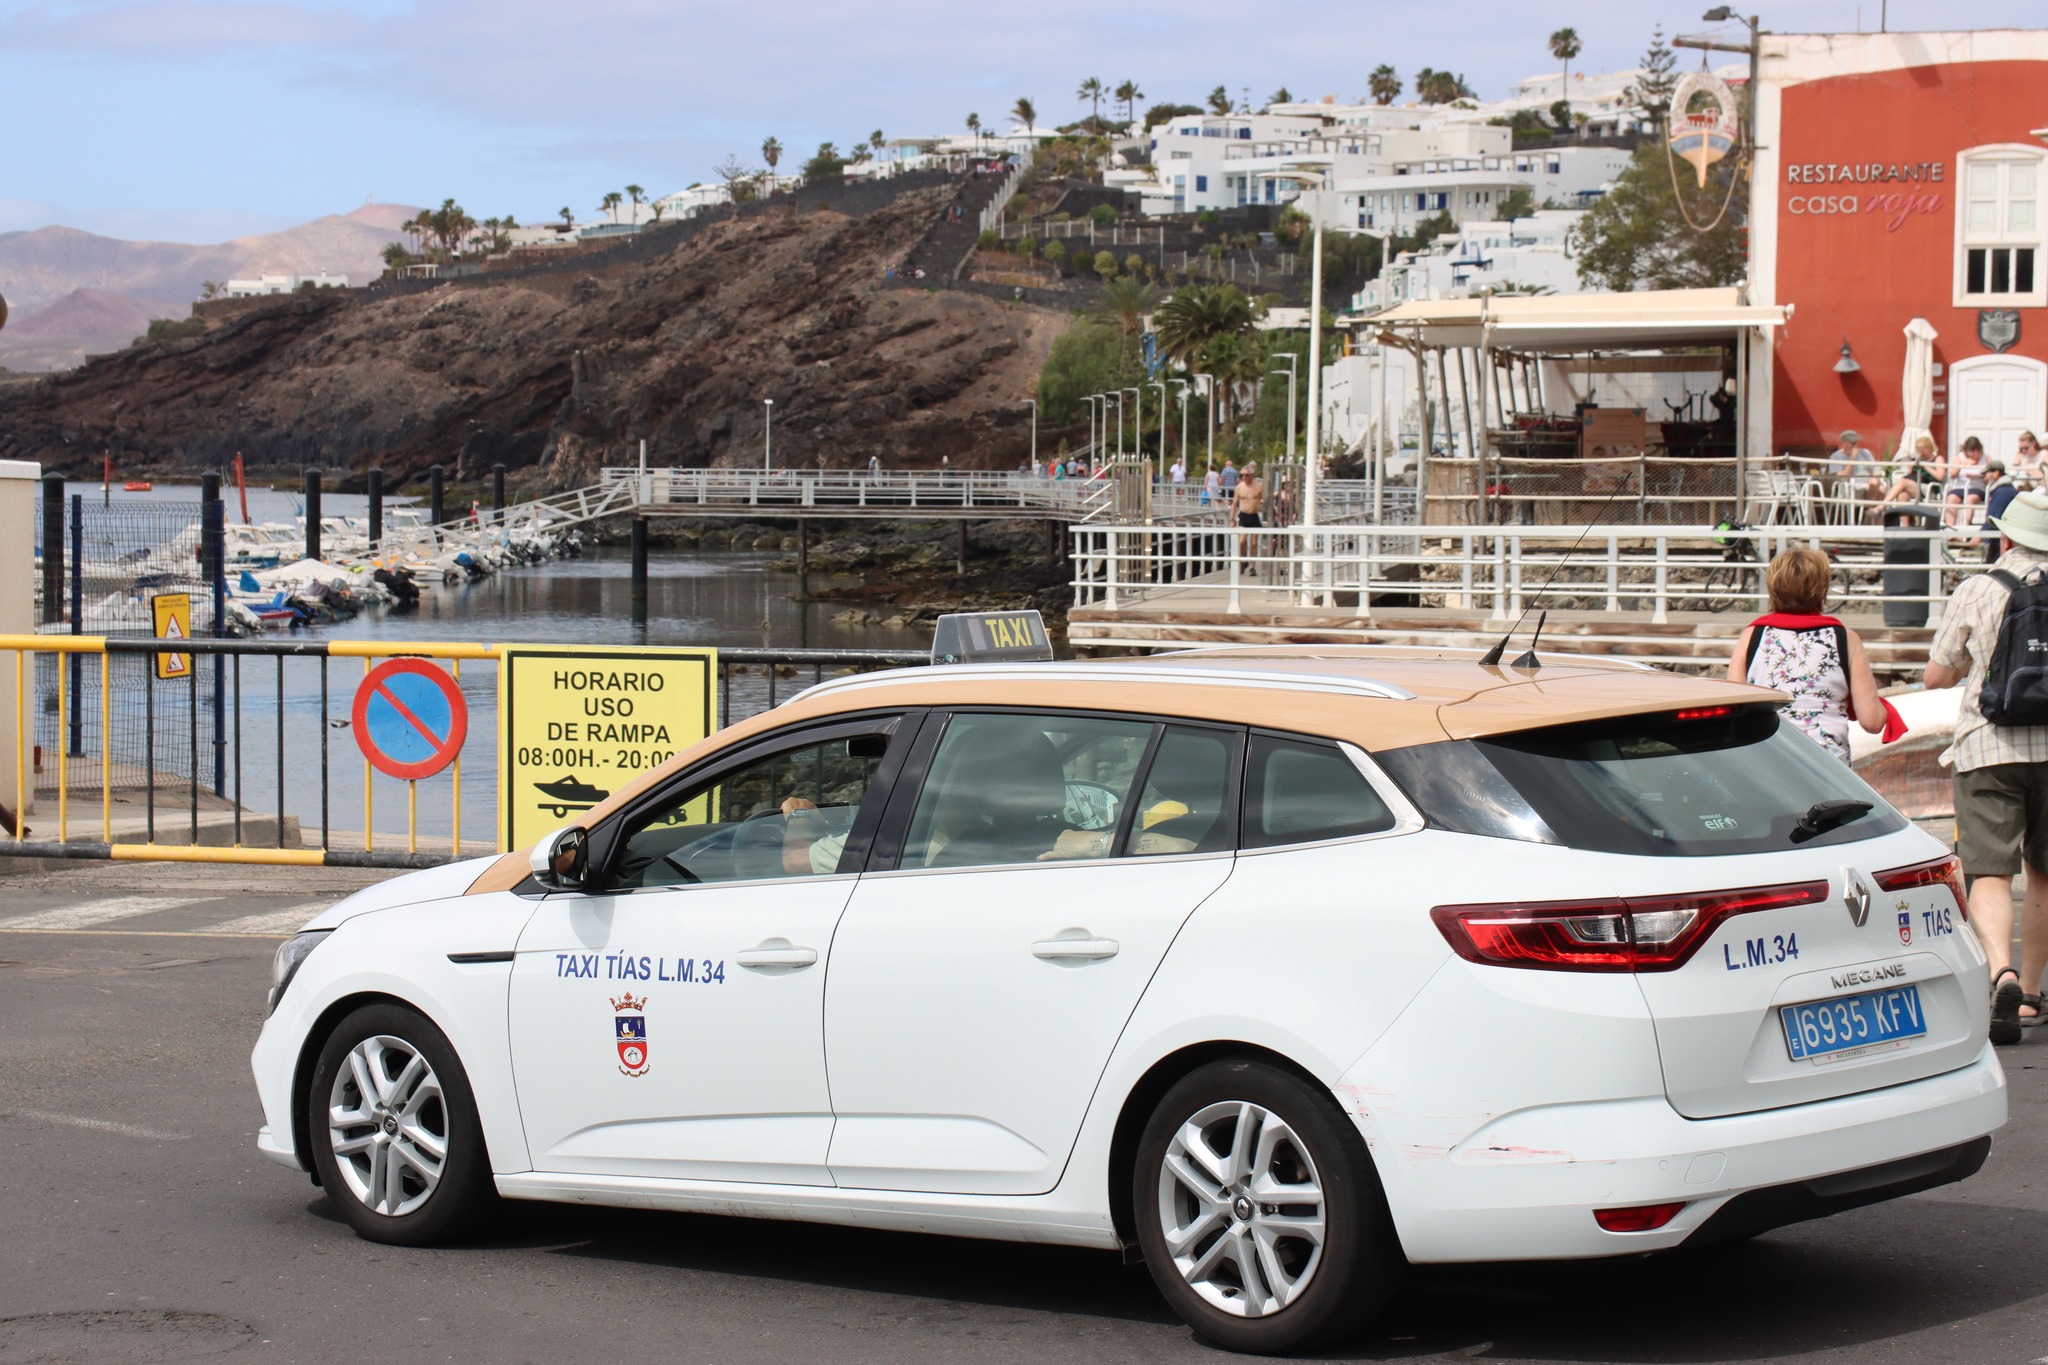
left=1669, top=71, right=1741, bottom=188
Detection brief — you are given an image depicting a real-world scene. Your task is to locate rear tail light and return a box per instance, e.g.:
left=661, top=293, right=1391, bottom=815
left=1431, top=880, right=1828, bottom=973
left=1875, top=854, right=1968, bottom=920
left=1594, top=1202, right=1686, bottom=1233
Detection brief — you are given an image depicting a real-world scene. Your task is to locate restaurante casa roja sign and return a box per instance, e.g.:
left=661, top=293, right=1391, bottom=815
left=1785, top=160, right=1945, bottom=230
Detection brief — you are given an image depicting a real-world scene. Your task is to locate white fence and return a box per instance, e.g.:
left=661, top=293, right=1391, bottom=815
left=1069, top=522, right=1969, bottom=623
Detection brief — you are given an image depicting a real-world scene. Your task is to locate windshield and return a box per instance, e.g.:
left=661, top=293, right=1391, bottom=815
left=1380, top=707, right=1907, bottom=857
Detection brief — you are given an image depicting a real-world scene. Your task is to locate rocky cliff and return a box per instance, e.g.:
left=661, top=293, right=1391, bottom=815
left=0, top=185, right=1074, bottom=489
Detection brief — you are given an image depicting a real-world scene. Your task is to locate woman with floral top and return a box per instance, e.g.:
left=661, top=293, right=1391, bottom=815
left=1726, top=548, right=1887, bottom=763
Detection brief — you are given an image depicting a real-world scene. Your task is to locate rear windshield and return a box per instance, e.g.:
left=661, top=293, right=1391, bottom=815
left=1378, top=708, right=1906, bottom=857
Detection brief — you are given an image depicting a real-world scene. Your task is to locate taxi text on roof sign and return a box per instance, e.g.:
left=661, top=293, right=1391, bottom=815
left=931, top=610, right=1054, bottom=665
left=498, top=645, right=717, bottom=849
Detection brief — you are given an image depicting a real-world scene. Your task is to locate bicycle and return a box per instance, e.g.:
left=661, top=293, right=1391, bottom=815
left=1700, top=519, right=1761, bottom=613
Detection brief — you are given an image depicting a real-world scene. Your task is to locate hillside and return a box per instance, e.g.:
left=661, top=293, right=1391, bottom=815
left=0, top=204, right=414, bottom=370
left=0, top=289, right=184, bottom=372
left=0, top=186, right=1072, bottom=485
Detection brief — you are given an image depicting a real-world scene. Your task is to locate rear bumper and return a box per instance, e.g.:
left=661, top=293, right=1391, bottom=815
left=1364, top=1043, right=2007, bottom=1263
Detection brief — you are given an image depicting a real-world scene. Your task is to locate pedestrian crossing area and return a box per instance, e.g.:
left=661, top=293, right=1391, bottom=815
left=0, top=895, right=330, bottom=937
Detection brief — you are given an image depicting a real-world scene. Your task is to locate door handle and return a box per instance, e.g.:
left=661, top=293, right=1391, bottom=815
left=736, top=945, right=819, bottom=969
left=1032, top=936, right=1120, bottom=961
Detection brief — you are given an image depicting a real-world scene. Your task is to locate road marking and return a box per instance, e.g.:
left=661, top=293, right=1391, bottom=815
left=0, top=896, right=203, bottom=930
left=8, top=1108, right=190, bottom=1141
left=202, top=905, right=323, bottom=935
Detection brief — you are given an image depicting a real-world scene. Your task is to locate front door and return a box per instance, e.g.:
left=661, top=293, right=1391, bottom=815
left=824, top=712, right=1240, bottom=1195
left=1950, top=354, right=2047, bottom=464
left=510, top=717, right=908, bottom=1184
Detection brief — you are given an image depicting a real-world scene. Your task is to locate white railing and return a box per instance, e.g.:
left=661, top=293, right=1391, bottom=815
left=978, top=162, right=1029, bottom=234
left=1069, top=522, right=1969, bottom=624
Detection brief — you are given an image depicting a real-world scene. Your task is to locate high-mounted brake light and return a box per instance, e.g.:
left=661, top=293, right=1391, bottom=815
left=1594, top=1202, right=1686, bottom=1233
left=1673, top=706, right=1734, bottom=721
left=1431, top=880, right=1829, bottom=973
left=1875, top=854, right=1968, bottom=921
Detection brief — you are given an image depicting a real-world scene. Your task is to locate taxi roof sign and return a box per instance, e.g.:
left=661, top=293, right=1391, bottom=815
left=932, top=610, right=1054, bottom=665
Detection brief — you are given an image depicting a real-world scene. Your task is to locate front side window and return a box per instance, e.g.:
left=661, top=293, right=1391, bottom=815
left=610, top=731, right=892, bottom=888
left=901, top=713, right=1155, bottom=869
left=1957, top=148, right=2044, bottom=305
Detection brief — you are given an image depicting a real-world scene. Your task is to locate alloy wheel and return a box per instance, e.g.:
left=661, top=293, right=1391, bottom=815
left=326, top=1034, right=449, bottom=1218
left=1155, top=1100, right=1327, bottom=1317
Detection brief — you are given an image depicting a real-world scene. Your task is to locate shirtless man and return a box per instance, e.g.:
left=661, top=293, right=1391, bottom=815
left=1231, top=461, right=1266, bottom=528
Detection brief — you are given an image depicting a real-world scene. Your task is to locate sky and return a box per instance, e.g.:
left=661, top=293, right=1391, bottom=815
left=2, top=0, right=2044, bottom=243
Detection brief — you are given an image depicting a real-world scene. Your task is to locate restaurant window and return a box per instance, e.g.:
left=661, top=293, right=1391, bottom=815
left=1956, top=146, right=2045, bottom=307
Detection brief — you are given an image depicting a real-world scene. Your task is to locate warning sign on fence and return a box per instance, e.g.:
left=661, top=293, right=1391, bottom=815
left=497, top=645, right=717, bottom=850
left=150, top=593, right=191, bottom=680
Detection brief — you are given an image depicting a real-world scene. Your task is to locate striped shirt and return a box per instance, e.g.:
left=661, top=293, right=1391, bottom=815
left=1927, top=546, right=2048, bottom=771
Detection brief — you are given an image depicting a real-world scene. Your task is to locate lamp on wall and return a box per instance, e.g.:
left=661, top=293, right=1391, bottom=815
left=1833, top=341, right=1861, bottom=375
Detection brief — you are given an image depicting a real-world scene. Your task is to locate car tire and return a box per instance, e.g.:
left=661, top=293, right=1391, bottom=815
left=305, top=1002, right=497, bottom=1246
left=1134, top=1059, right=1399, bottom=1355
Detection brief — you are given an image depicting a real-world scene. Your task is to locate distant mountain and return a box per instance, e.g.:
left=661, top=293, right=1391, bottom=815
left=0, top=204, right=417, bottom=370
left=0, top=289, right=185, bottom=373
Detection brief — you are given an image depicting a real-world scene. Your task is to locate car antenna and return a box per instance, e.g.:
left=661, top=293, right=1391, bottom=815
left=1511, top=611, right=1547, bottom=670
left=1476, top=476, right=1636, bottom=669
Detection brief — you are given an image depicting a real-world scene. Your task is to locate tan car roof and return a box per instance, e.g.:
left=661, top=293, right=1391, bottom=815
left=465, top=646, right=1780, bottom=894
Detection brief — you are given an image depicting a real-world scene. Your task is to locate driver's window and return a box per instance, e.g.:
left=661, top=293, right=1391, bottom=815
left=611, top=732, right=890, bottom=889
left=901, top=713, right=1155, bottom=869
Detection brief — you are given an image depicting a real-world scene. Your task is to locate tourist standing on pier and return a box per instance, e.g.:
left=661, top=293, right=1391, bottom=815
left=1231, top=462, right=1266, bottom=529
left=1726, top=547, right=1885, bottom=764
left=1925, top=489, right=2048, bottom=1041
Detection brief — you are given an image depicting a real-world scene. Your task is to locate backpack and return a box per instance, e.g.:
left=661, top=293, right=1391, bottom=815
left=1978, top=567, right=2048, bottom=726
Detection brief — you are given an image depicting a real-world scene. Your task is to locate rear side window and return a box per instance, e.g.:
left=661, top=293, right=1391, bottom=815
left=1243, top=736, right=1395, bottom=849
left=1383, top=708, right=1907, bottom=857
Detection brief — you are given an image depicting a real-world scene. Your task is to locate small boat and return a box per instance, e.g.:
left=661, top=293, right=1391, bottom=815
left=534, top=775, right=610, bottom=818
left=123, top=480, right=153, bottom=492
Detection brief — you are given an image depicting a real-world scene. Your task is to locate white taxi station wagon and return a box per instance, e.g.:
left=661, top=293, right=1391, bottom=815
left=252, top=624, right=2004, bottom=1354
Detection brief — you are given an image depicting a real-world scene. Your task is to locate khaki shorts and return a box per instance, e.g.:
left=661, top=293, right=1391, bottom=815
left=1953, top=763, right=2048, bottom=876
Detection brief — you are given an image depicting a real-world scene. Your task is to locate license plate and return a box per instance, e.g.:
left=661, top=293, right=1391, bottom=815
left=1781, top=984, right=1927, bottom=1063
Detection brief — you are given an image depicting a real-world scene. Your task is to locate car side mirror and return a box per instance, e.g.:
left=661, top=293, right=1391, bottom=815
left=529, top=825, right=590, bottom=891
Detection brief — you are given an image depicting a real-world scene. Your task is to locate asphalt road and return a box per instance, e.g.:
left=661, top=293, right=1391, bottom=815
left=3, top=861, right=2046, bottom=1365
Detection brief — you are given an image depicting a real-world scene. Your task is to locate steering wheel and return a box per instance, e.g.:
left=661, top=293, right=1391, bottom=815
left=1063, top=780, right=1122, bottom=832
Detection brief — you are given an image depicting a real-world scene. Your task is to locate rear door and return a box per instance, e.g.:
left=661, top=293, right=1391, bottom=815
left=1470, top=708, right=1985, bottom=1119
left=823, top=711, right=1241, bottom=1194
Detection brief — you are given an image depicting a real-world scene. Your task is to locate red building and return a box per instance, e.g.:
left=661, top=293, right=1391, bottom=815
left=1753, top=31, right=2048, bottom=463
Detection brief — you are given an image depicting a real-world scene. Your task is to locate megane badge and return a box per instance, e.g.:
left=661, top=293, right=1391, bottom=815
left=1843, top=870, right=1872, bottom=927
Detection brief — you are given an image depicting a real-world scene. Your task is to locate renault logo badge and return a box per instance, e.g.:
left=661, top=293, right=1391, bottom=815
left=1843, top=870, right=1872, bottom=927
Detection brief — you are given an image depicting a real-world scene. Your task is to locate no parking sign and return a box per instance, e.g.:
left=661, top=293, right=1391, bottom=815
left=352, top=658, right=469, bottom=781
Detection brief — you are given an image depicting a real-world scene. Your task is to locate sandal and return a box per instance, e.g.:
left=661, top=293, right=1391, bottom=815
left=1992, top=967, right=2023, bottom=1045
left=2024, top=992, right=2046, bottom=1030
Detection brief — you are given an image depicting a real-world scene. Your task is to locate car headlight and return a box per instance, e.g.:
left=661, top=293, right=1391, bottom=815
left=268, top=930, right=332, bottom=1016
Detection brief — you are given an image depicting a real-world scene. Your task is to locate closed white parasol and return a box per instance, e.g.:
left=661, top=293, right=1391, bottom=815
left=1898, top=317, right=1938, bottom=464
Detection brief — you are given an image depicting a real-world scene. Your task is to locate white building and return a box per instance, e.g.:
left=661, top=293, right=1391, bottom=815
left=1328, top=148, right=1627, bottom=234
left=1363, top=210, right=1587, bottom=308
left=223, top=272, right=348, bottom=297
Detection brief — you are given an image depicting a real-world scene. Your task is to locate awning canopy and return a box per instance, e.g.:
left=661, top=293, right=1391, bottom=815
left=1364, top=287, right=1789, bottom=350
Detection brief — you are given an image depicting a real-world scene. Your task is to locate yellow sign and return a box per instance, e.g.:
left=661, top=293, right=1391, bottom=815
left=498, top=645, right=718, bottom=850
left=150, top=593, right=192, bottom=680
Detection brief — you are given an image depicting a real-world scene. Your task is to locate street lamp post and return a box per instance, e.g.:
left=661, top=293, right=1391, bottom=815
left=1125, top=387, right=1142, bottom=466
left=1194, top=372, right=1217, bottom=471
left=1172, top=380, right=1191, bottom=473
left=763, top=398, right=774, bottom=471
left=1263, top=165, right=1329, bottom=526
left=1111, top=392, right=1125, bottom=458
left=1271, top=353, right=1299, bottom=469
left=1150, top=382, right=1168, bottom=481
left=1025, top=398, right=1037, bottom=470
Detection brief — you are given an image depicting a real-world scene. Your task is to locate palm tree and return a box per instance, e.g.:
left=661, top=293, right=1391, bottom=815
left=625, top=184, right=644, bottom=221
left=869, top=129, right=884, bottom=157
left=1369, top=64, right=1401, bottom=105
left=1090, top=276, right=1160, bottom=336
left=1077, top=77, right=1104, bottom=126
left=966, top=112, right=981, bottom=150
left=601, top=191, right=623, bottom=223
left=558, top=206, right=574, bottom=230
left=1206, top=85, right=1232, bottom=116
left=1012, top=97, right=1037, bottom=135
left=1549, top=27, right=1582, bottom=104
left=1113, top=80, right=1144, bottom=125
left=1153, top=284, right=1255, bottom=368
left=762, top=136, right=783, bottom=174
left=1266, top=87, right=1293, bottom=109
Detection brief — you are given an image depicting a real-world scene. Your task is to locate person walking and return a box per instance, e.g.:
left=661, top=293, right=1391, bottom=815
left=1925, top=488, right=2048, bottom=1043
left=1727, top=548, right=1887, bottom=764
left=1220, top=460, right=1239, bottom=496
left=1202, top=463, right=1220, bottom=507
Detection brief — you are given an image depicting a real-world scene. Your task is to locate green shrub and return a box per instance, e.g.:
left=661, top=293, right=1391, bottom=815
left=1088, top=204, right=1119, bottom=227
